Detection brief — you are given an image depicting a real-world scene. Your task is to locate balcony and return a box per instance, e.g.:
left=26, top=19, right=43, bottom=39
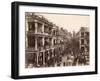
left=38, top=46, right=44, bottom=51
left=44, top=45, right=50, bottom=49
left=27, top=31, right=45, bottom=37
left=27, top=31, right=35, bottom=36
left=26, top=47, right=36, bottom=52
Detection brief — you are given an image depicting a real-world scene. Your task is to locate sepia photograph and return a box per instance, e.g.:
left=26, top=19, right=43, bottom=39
left=11, top=2, right=97, bottom=79
left=25, top=12, right=90, bottom=68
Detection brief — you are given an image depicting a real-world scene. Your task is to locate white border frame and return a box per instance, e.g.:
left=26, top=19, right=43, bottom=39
left=19, top=5, right=95, bottom=76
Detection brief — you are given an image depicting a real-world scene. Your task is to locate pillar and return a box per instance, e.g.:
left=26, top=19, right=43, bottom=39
left=42, top=37, right=45, bottom=67
left=36, top=52, right=39, bottom=67
left=42, top=23, right=44, bottom=33
left=52, top=38, right=54, bottom=47
left=25, top=19, right=28, bottom=49
left=25, top=37, right=28, bottom=49
left=34, top=20, right=38, bottom=34
left=35, top=38, right=37, bottom=50
left=43, top=51, right=45, bottom=67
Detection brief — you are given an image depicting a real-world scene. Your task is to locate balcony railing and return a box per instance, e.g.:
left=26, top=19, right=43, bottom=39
left=38, top=46, right=44, bottom=51
left=44, top=45, right=50, bottom=49
left=26, top=47, right=35, bottom=52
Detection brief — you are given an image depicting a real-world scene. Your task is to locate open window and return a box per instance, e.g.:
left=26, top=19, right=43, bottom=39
left=37, top=23, right=43, bottom=33
left=28, top=36, right=35, bottom=48
left=28, top=22, right=35, bottom=33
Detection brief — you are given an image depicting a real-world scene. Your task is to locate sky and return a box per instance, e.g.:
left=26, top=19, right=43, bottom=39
left=35, top=13, right=90, bottom=33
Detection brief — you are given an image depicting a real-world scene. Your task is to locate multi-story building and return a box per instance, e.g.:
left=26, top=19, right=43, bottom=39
left=25, top=12, right=68, bottom=68
left=79, top=27, right=89, bottom=65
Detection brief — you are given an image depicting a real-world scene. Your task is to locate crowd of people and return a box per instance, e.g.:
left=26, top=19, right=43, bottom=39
left=56, top=48, right=89, bottom=67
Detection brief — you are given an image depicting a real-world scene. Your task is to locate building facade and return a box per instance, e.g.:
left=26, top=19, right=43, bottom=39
left=79, top=27, right=89, bottom=65
left=25, top=12, right=68, bottom=68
